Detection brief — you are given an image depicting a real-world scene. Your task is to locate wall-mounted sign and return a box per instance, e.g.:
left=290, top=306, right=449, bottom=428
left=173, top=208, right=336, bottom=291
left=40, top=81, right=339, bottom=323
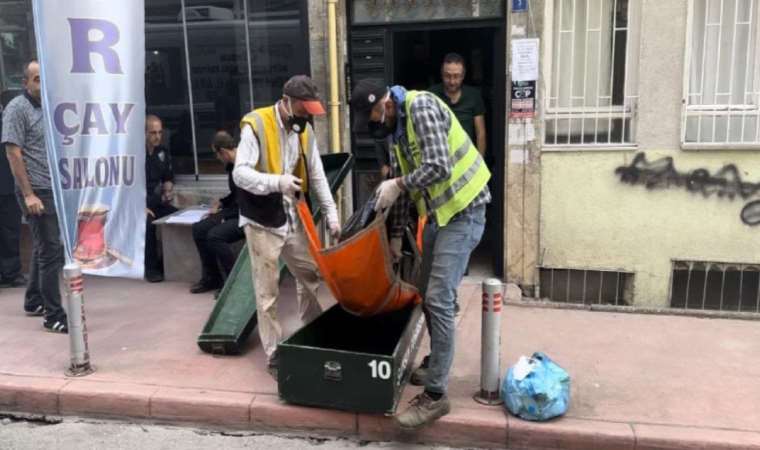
left=510, top=80, right=535, bottom=118
left=511, top=38, right=539, bottom=81
left=512, top=0, right=528, bottom=12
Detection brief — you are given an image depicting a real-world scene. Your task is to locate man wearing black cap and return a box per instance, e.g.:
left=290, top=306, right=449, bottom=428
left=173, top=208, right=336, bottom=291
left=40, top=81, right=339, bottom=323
left=351, top=79, right=491, bottom=428
left=233, top=75, right=341, bottom=380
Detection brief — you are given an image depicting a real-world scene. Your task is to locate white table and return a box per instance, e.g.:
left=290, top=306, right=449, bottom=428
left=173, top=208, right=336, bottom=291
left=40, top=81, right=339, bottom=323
left=152, top=206, right=207, bottom=283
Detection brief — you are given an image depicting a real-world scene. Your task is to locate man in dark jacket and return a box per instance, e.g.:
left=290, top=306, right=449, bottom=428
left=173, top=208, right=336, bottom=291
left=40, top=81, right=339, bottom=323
left=144, top=114, right=177, bottom=282
left=189, top=130, right=244, bottom=294
left=0, top=99, right=25, bottom=288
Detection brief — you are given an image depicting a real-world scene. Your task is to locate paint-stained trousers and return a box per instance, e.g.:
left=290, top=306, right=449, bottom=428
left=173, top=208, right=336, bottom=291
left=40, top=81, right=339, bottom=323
left=244, top=222, right=322, bottom=363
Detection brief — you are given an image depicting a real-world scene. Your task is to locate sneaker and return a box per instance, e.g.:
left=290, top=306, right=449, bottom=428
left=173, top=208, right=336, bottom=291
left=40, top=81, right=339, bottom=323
left=395, top=392, right=451, bottom=429
left=410, top=355, right=429, bottom=386
left=189, top=278, right=222, bottom=294
left=43, top=317, right=68, bottom=334
left=24, top=305, right=45, bottom=317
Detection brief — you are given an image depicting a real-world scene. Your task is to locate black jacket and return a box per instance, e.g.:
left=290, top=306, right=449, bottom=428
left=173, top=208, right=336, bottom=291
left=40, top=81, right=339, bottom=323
left=219, top=163, right=239, bottom=220
left=0, top=107, right=14, bottom=196
left=145, top=145, right=174, bottom=210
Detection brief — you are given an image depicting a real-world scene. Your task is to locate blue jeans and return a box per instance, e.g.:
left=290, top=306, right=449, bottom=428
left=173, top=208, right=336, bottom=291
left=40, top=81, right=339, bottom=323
left=418, top=204, right=486, bottom=394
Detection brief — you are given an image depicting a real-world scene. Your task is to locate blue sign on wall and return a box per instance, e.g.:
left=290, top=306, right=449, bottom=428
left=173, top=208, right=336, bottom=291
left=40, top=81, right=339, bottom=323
left=513, top=0, right=528, bottom=12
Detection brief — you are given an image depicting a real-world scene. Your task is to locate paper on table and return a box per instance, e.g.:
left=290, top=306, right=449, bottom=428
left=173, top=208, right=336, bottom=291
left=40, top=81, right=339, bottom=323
left=164, top=209, right=207, bottom=224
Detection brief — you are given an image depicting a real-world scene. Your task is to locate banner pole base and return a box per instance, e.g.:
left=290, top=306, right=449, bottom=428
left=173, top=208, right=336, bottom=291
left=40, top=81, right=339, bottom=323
left=65, top=363, right=95, bottom=377
left=473, top=390, right=504, bottom=406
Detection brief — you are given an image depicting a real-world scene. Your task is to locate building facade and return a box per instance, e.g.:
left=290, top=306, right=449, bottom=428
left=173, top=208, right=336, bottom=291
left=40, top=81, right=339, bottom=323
left=515, top=0, right=760, bottom=310
left=3, top=0, right=759, bottom=310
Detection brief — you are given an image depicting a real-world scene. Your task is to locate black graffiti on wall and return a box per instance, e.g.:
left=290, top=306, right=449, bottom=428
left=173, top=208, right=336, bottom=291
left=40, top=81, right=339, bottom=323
left=615, top=152, right=760, bottom=225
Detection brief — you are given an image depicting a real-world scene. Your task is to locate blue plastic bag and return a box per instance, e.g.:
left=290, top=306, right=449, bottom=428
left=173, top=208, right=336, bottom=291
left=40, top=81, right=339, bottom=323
left=501, top=352, right=570, bottom=421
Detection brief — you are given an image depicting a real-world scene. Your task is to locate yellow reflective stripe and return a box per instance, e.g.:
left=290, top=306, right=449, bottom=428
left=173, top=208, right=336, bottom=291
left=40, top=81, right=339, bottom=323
left=450, top=138, right=471, bottom=164
left=243, top=112, right=269, bottom=172
left=430, top=154, right=484, bottom=210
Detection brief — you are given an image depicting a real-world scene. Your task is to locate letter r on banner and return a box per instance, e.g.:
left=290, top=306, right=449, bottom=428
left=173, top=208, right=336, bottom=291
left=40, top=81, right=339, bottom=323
left=69, top=18, right=123, bottom=74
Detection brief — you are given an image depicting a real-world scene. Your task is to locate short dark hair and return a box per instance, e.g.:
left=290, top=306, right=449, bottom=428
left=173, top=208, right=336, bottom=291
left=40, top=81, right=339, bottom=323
left=212, top=130, right=236, bottom=152
left=23, top=60, right=39, bottom=80
left=442, top=53, right=466, bottom=69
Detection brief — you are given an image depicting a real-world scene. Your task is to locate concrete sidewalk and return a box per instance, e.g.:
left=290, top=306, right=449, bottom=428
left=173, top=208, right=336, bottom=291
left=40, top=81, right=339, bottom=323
left=1, top=275, right=759, bottom=449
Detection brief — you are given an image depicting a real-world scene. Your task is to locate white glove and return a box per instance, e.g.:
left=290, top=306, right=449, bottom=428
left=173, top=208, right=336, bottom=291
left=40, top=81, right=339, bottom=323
left=389, top=237, right=403, bottom=262
left=278, top=174, right=303, bottom=197
left=374, top=178, right=402, bottom=212
left=329, top=221, right=341, bottom=239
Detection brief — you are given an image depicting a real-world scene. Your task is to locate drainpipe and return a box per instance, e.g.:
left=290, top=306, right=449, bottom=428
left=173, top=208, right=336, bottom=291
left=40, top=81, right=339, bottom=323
left=327, top=0, right=343, bottom=222
left=327, top=0, right=341, bottom=154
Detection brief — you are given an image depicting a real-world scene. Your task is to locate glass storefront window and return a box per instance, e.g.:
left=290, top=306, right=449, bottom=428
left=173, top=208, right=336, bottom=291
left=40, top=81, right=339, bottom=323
left=248, top=0, right=311, bottom=108
left=146, top=0, right=194, bottom=174
left=1, top=0, right=311, bottom=177
left=0, top=0, right=35, bottom=107
left=185, top=0, right=251, bottom=175
left=146, top=0, right=310, bottom=177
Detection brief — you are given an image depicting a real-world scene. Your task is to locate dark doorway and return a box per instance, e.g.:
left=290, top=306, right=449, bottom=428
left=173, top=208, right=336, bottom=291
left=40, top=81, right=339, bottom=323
left=348, top=21, right=506, bottom=277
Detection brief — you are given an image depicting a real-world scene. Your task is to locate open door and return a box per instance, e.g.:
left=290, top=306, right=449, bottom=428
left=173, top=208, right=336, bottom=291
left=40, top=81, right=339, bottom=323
left=348, top=15, right=506, bottom=278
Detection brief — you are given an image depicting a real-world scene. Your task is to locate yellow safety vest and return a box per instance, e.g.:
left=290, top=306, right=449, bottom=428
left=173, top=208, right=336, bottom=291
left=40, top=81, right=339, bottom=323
left=394, top=90, right=491, bottom=227
left=240, top=105, right=312, bottom=192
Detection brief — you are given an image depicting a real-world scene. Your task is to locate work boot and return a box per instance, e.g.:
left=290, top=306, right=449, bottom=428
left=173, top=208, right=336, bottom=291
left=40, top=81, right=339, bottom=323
left=395, top=392, right=450, bottom=429
left=410, top=355, right=429, bottom=386
left=267, top=363, right=278, bottom=381
left=267, top=351, right=279, bottom=382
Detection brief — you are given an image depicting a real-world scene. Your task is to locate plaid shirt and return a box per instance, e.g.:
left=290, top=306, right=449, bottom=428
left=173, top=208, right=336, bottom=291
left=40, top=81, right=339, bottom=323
left=388, top=89, right=490, bottom=236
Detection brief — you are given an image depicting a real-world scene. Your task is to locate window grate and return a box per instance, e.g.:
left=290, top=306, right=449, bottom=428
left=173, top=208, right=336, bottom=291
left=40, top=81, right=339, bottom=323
left=683, top=0, right=760, bottom=146
left=544, top=0, right=640, bottom=147
left=539, top=267, right=634, bottom=305
left=670, top=260, right=760, bottom=312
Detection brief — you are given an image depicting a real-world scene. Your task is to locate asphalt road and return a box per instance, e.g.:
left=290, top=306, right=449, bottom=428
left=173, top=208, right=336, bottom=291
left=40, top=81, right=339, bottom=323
left=0, top=414, right=480, bottom=450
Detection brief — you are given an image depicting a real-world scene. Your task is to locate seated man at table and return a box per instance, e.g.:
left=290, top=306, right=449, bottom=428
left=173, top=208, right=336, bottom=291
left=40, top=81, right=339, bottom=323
left=145, top=114, right=177, bottom=283
left=190, top=131, right=244, bottom=294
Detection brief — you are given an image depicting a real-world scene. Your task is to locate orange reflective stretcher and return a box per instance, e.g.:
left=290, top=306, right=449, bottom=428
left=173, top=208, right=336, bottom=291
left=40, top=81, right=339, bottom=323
left=297, top=200, right=421, bottom=317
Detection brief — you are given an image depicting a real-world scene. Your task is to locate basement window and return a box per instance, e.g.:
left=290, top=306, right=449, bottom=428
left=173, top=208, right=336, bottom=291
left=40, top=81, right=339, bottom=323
left=539, top=267, right=634, bottom=305
left=670, top=260, right=760, bottom=312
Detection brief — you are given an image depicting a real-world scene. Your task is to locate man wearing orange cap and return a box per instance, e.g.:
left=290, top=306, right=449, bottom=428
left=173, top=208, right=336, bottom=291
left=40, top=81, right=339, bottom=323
left=233, top=75, right=340, bottom=379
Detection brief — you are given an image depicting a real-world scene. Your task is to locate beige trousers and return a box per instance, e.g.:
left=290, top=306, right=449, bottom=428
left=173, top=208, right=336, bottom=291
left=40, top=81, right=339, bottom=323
left=244, top=224, right=322, bottom=363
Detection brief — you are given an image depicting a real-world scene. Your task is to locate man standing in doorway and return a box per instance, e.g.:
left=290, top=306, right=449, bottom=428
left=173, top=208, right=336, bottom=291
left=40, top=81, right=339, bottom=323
left=0, top=96, right=26, bottom=289
left=189, top=130, right=244, bottom=294
left=351, top=79, right=491, bottom=428
left=2, top=61, right=67, bottom=333
left=234, top=75, right=340, bottom=380
left=429, top=53, right=487, bottom=156
left=144, top=114, right=177, bottom=283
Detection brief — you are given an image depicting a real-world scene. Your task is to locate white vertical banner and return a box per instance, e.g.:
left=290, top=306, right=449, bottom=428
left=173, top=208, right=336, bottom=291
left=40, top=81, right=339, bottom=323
left=32, top=0, right=146, bottom=278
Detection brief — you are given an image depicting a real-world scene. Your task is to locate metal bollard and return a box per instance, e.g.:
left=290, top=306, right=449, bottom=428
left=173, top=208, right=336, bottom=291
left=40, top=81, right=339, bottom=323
left=474, top=278, right=504, bottom=405
left=63, top=263, right=94, bottom=377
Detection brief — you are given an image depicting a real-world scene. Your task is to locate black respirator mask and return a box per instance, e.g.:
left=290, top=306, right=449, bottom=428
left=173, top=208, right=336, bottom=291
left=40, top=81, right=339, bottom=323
left=285, top=97, right=312, bottom=134
left=367, top=97, right=393, bottom=139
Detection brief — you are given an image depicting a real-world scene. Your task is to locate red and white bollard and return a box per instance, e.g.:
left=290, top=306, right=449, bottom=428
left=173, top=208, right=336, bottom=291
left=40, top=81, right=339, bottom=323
left=474, top=278, right=503, bottom=405
left=63, top=263, right=94, bottom=376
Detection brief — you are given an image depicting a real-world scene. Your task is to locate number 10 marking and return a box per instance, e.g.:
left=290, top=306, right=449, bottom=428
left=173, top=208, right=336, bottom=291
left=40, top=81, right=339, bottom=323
left=368, top=360, right=391, bottom=379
